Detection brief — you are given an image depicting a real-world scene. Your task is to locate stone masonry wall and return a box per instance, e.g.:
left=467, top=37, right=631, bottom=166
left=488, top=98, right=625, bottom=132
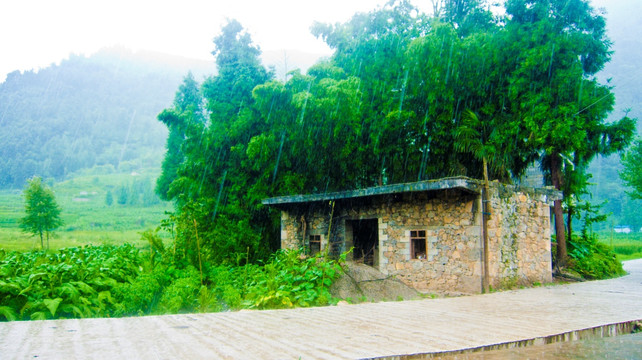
left=281, top=191, right=483, bottom=293
left=486, top=182, right=553, bottom=288
left=279, top=183, right=554, bottom=294
left=374, top=191, right=482, bottom=293
left=280, top=202, right=334, bottom=254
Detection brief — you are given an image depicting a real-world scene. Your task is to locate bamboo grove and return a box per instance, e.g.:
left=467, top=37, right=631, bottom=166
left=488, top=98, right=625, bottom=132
left=156, top=0, right=635, bottom=267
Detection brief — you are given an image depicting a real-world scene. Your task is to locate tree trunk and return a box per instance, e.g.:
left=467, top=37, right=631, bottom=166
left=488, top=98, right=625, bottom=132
left=39, top=230, right=44, bottom=249
left=550, top=153, right=567, bottom=268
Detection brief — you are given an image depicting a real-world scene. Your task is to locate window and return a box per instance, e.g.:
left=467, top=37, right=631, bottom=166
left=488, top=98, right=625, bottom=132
left=410, top=230, right=426, bottom=259
left=309, top=234, right=321, bottom=255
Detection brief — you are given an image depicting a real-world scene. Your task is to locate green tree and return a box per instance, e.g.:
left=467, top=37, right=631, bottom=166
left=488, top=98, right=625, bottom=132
left=158, top=19, right=274, bottom=264
left=105, top=190, right=113, bottom=206
left=117, top=185, right=128, bottom=205
left=620, top=138, right=642, bottom=199
left=156, top=72, right=204, bottom=200
left=311, top=1, right=436, bottom=185
left=19, top=177, right=63, bottom=249
left=439, top=0, right=495, bottom=37
left=503, top=0, right=635, bottom=267
left=155, top=1, right=634, bottom=268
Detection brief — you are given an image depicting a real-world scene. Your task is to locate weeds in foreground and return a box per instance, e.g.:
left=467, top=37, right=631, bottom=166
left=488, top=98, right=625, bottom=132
left=0, top=244, right=343, bottom=321
left=566, top=233, right=625, bottom=280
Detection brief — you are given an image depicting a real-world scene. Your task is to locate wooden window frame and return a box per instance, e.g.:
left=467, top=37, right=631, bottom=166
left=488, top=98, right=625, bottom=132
left=410, top=230, right=427, bottom=260
left=309, top=234, right=321, bottom=255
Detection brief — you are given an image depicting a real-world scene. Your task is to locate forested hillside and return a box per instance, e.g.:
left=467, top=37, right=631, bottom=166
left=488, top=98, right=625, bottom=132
left=0, top=47, right=210, bottom=188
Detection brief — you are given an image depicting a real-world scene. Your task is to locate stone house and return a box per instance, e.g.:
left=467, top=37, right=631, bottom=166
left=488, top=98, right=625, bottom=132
left=262, top=177, right=562, bottom=294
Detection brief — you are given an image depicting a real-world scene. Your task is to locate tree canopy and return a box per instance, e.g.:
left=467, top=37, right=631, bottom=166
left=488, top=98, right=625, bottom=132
left=20, top=177, right=63, bottom=249
left=619, top=138, right=642, bottom=199
left=156, top=0, right=635, bottom=267
left=502, top=0, right=635, bottom=265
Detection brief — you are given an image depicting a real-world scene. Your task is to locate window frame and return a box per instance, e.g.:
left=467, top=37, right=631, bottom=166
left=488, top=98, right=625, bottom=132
left=410, top=230, right=427, bottom=260
left=309, top=234, right=321, bottom=255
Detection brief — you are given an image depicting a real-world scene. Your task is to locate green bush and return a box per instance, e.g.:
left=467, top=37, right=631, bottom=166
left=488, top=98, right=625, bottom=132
left=567, top=233, right=625, bottom=279
left=205, top=250, right=343, bottom=310
left=242, top=250, right=341, bottom=309
left=157, top=267, right=201, bottom=313
left=0, top=196, right=351, bottom=320
left=0, top=244, right=144, bottom=321
left=0, top=244, right=344, bottom=321
left=111, top=269, right=162, bottom=316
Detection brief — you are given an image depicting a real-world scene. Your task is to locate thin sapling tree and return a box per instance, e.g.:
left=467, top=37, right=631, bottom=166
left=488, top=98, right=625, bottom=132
left=20, top=177, right=63, bottom=249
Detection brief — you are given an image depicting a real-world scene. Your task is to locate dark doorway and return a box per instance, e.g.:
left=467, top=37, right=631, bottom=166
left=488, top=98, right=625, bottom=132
left=350, top=219, right=378, bottom=266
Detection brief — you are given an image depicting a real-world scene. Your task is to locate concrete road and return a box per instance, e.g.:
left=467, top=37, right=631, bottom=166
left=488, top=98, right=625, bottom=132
left=1, top=260, right=641, bottom=359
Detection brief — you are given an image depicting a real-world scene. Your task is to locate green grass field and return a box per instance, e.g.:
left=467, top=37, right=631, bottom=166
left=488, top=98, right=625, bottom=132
left=0, top=168, right=173, bottom=252
left=0, top=228, right=156, bottom=252
left=597, top=231, right=642, bottom=261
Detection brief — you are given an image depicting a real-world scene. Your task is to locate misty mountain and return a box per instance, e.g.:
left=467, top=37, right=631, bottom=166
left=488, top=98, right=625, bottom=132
left=595, top=0, right=642, bottom=125
left=587, top=0, right=642, bottom=229
left=0, top=47, right=211, bottom=188
left=0, top=44, right=327, bottom=190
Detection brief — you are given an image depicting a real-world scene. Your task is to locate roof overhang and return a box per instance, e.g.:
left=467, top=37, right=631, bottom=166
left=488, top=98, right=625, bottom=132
left=262, top=177, right=482, bottom=207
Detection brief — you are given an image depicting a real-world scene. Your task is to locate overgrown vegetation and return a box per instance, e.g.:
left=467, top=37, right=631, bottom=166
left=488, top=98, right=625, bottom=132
left=154, top=1, right=635, bottom=268
left=559, top=202, right=628, bottom=279
left=566, top=233, right=625, bottom=279
left=0, top=244, right=342, bottom=321
left=0, top=244, right=142, bottom=321
left=1, top=166, right=345, bottom=321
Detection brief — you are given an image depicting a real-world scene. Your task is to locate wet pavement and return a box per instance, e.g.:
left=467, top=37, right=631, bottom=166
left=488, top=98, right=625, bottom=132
left=438, top=332, right=642, bottom=360
left=1, top=259, right=641, bottom=359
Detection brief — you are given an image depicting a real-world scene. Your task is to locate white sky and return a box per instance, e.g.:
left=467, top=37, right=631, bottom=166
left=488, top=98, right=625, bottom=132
left=0, top=0, right=625, bottom=83
left=0, top=0, right=437, bottom=82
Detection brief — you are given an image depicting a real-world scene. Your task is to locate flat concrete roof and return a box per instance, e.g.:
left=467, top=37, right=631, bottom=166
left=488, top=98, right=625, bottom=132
left=262, top=176, right=482, bottom=206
